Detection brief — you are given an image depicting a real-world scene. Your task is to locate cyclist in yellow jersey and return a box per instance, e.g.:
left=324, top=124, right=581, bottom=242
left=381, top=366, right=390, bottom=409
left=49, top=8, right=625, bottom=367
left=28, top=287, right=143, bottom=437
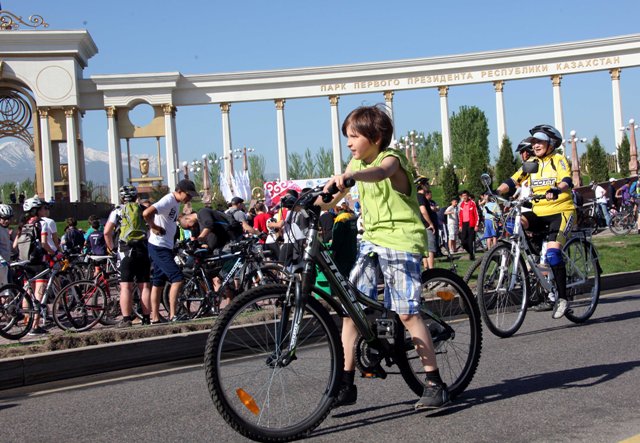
left=496, top=124, right=576, bottom=319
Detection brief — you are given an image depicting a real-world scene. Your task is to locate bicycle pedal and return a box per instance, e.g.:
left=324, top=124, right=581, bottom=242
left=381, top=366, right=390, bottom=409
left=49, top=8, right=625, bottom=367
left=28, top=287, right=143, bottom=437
left=375, top=318, right=396, bottom=339
left=360, top=365, right=387, bottom=379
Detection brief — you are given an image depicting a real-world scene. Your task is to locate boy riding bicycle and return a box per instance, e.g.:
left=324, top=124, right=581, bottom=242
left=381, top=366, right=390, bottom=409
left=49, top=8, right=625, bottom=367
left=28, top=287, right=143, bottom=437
left=323, top=105, right=448, bottom=410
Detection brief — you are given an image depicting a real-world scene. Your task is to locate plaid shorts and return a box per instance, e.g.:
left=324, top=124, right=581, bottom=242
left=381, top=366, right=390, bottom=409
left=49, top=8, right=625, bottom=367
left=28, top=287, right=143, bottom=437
left=348, top=241, right=423, bottom=315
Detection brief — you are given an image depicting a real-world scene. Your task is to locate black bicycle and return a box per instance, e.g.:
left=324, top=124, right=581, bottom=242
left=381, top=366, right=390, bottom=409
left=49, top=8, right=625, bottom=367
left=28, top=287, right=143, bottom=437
left=204, top=182, right=483, bottom=442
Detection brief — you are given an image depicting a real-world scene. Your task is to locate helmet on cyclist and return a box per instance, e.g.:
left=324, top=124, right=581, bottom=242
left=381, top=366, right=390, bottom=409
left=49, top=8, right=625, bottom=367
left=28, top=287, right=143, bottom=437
left=0, top=204, right=13, bottom=219
left=119, top=185, right=138, bottom=203
left=414, top=175, right=430, bottom=188
left=515, top=139, right=533, bottom=155
left=528, top=124, right=563, bottom=150
left=23, top=195, right=45, bottom=212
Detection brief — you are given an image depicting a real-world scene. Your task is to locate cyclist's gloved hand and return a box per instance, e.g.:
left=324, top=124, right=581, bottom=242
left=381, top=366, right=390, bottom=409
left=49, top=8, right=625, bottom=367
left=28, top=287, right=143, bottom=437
left=546, top=187, right=561, bottom=200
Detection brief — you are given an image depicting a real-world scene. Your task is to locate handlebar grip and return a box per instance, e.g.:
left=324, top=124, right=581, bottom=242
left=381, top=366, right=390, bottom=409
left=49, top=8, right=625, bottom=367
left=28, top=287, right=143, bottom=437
left=322, top=178, right=356, bottom=203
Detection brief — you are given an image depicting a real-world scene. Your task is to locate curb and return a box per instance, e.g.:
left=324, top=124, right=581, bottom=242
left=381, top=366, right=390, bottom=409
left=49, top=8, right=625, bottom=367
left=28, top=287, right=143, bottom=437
left=1, top=271, right=639, bottom=391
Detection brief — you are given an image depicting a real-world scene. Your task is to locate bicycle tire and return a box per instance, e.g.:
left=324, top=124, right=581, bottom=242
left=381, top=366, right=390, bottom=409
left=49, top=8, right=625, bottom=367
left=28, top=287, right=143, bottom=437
left=0, top=284, right=35, bottom=340
left=563, top=237, right=601, bottom=323
left=99, top=275, right=122, bottom=325
left=163, top=276, right=208, bottom=319
left=477, top=243, right=529, bottom=338
left=204, top=283, right=343, bottom=442
left=52, top=280, right=107, bottom=332
left=396, top=268, right=483, bottom=399
left=463, top=255, right=485, bottom=291
left=609, top=213, right=632, bottom=235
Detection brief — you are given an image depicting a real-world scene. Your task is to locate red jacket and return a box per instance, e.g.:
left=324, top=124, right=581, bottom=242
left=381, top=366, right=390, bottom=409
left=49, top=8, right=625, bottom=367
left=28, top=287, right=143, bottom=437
left=459, top=199, right=479, bottom=229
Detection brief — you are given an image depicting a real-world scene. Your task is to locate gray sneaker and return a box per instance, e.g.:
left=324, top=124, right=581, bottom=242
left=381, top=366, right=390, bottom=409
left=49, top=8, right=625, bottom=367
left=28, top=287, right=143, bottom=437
left=415, top=382, right=450, bottom=410
left=552, top=298, right=568, bottom=319
left=115, top=318, right=132, bottom=328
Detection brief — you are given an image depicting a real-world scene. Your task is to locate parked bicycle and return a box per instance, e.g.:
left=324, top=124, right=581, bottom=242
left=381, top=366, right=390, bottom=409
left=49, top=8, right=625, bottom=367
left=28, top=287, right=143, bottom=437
left=609, top=204, right=638, bottom=235
left=475, top=174, right=601, bottom=338
left=576, top=200, right=607, bottom=234
left=165, top=237, right=288, bottom=319
left=204, top=181, right=482, bottom=441
left=0, top=254, right=76, bottom=339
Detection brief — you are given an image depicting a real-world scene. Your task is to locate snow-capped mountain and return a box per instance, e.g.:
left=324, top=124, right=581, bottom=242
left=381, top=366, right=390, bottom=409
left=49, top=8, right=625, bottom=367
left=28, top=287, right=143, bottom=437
left=0, top=141, right=159, bottom=185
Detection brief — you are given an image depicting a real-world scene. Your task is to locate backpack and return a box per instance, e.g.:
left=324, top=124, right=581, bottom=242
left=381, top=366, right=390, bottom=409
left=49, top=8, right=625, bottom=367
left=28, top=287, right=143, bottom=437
left=220, top=210, right=244, bottom=241
left=119, top=202, right=147, bottom=244
left=64, top=227, right=86, bottom=252
left=87, top=230, right=107, bottom=255
left=17, top=221, right=44, bottom=264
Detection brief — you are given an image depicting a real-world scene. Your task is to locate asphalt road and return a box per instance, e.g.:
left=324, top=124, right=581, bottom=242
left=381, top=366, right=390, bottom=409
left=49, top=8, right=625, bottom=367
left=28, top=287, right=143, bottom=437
left=1, top=286, right=640, bottom=443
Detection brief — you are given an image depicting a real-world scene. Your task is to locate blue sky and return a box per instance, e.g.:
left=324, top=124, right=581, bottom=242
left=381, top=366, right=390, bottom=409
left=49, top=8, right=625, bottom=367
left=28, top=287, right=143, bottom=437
left=8, top=0, right=640, bottom=177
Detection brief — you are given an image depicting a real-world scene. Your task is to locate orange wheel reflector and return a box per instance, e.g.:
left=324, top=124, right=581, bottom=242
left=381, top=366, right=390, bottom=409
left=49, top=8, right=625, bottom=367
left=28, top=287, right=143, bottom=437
left=236, top=388, right=260, bottom=415
left=436, top=291, right=455, bottom=301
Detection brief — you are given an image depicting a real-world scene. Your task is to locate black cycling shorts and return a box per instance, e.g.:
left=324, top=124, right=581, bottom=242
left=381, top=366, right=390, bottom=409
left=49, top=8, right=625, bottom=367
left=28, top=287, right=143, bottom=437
left=523, top=210, right=575, bottom=246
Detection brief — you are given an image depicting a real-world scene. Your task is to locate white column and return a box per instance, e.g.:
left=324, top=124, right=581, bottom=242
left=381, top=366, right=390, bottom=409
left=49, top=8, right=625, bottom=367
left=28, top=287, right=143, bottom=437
left=38, top=108, right=55, bottom=200
left=275, top=99, right=288, bottom=181
left=439, top=86, right=452, bottom=163
left=551, top=75, right=565, bottom=141
left=65, top=107, right=81, bottom=202
left=329, top=95, right=343, bottom=175
left=610, top=68, right=623, bottom=171
left=163, top=104, right=178, bottom=190
left=494, top=81, right=507, bottom=147
left=220, top=103, right=233, bottom=183
left=106, top=106, right=123, bottom=204
left=384, top=91, right=396, bottom=141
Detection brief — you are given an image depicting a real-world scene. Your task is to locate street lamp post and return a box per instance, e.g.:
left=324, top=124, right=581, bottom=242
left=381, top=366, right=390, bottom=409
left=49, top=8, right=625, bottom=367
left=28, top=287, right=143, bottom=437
left=568, top=130, right=587, bottom=187
left=182, top=161, right=189, bottom=180
left=241, top=146, right=255, bottom=171
left=201, top=154, right=213, bottom=206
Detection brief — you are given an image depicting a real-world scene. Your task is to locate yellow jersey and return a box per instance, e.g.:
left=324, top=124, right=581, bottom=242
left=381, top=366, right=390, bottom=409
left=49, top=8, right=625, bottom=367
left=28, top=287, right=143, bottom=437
left=510, top=152, right=575, bottom=217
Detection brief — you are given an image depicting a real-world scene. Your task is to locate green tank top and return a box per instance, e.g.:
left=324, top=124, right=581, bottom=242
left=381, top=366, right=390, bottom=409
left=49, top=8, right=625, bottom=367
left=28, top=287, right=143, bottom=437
left=350, top=150, right=427, bottom=255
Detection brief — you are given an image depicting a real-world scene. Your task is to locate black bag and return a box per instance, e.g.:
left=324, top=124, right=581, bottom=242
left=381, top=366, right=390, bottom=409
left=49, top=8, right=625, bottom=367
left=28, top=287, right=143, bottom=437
left=64, top=227, right=86, bottom=252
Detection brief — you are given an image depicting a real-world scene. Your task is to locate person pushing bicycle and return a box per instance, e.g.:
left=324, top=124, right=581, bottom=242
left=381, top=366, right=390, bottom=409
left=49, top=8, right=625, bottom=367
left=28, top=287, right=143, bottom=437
left=322, top=104, right=449, bottom=410
left=496, top=124, right=576, bottom=319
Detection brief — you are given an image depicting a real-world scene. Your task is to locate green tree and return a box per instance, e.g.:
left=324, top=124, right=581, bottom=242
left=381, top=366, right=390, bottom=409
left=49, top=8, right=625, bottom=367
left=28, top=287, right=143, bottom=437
left=249, top=154, right=266, bottom=191
left=288, top=152, right=304, bottom=179
left=414, top=131, right=443, bottom=178
left=315, top=147, right=334, bottom=178
left=586, top=136, right=609, bottom=183
left=449, top=106, right=490, bottom=196
left=441, top=162, right=459, bottom=203
left=618, top=133, right=630, bottom=177
left=302, top=148, right=315, bottom=178
left=494, top=135, right=518, bottom=185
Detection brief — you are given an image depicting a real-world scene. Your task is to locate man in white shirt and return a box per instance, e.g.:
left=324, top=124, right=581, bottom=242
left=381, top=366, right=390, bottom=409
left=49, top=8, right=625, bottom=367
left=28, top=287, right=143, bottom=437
left=143, top=179, right=198, bottom=322
left=593, top=182, right=611, bottom=227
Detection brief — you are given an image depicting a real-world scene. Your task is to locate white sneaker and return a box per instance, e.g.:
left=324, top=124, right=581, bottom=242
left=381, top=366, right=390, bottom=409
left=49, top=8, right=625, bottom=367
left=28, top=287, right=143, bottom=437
left=552, top=298, right=568, bottom=319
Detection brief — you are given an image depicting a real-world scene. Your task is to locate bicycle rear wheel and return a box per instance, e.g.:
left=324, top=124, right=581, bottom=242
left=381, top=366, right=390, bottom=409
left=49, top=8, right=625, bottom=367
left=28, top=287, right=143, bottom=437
left=563, top=237, right=600, bottom=323
left=52, top=280, right=107, bottom=332
left=477, top=243, right=529, bottom=338
left=463, top=255, right=485, bottom=292
left=163, top=276, right=207, bottom=319
left=204, top=283, right=343, bottom=442
left=397, top=268, right=483, bottom=398
left=0, top=284, right=34, bottom=340
left=609, top=213, right=633, bottom=235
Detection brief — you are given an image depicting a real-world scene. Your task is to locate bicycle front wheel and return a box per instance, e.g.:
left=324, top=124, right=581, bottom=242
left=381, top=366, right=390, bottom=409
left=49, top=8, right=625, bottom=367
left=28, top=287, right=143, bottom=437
left=563, top=237, right=601, bottom=323
left=397, top=268, right=483, bottom=399
left=163, top=276, right=207, bottom=319
left=204, top=283, right=343, bottom=442
left=0, top=284, right=34, bottom=340
left=477, top=243, right=529, bottom=338
left=53, top=280, right=107, bottom=332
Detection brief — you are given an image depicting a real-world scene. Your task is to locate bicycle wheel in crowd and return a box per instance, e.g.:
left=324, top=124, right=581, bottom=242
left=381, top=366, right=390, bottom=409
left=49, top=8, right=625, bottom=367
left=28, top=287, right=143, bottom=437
left=396, top=268, right=483, bottom=398
left=563, top=237, right=601, bottom=323
left=609, top=213, right=633, bottom=235
left=0, top=284, right=35, bottom=340
left=477, top=243, right=529, bottom=338
left=204, top=283, right=343, bottom=442
left=52, top=280, right=107, bottom=332
left=163, top=276, right=207, bottom=319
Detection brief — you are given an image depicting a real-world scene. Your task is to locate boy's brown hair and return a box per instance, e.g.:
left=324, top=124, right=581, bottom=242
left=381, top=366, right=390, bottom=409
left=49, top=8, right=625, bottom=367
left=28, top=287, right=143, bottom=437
left=341, top=104, right=394, bottom=151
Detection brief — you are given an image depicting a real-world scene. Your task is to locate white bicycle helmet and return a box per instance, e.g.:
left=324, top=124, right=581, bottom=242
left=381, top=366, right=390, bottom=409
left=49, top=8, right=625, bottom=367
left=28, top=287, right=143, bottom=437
left=0, top=204, right=13, bottom=218
left=23, top=195, right=45, bottom=212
